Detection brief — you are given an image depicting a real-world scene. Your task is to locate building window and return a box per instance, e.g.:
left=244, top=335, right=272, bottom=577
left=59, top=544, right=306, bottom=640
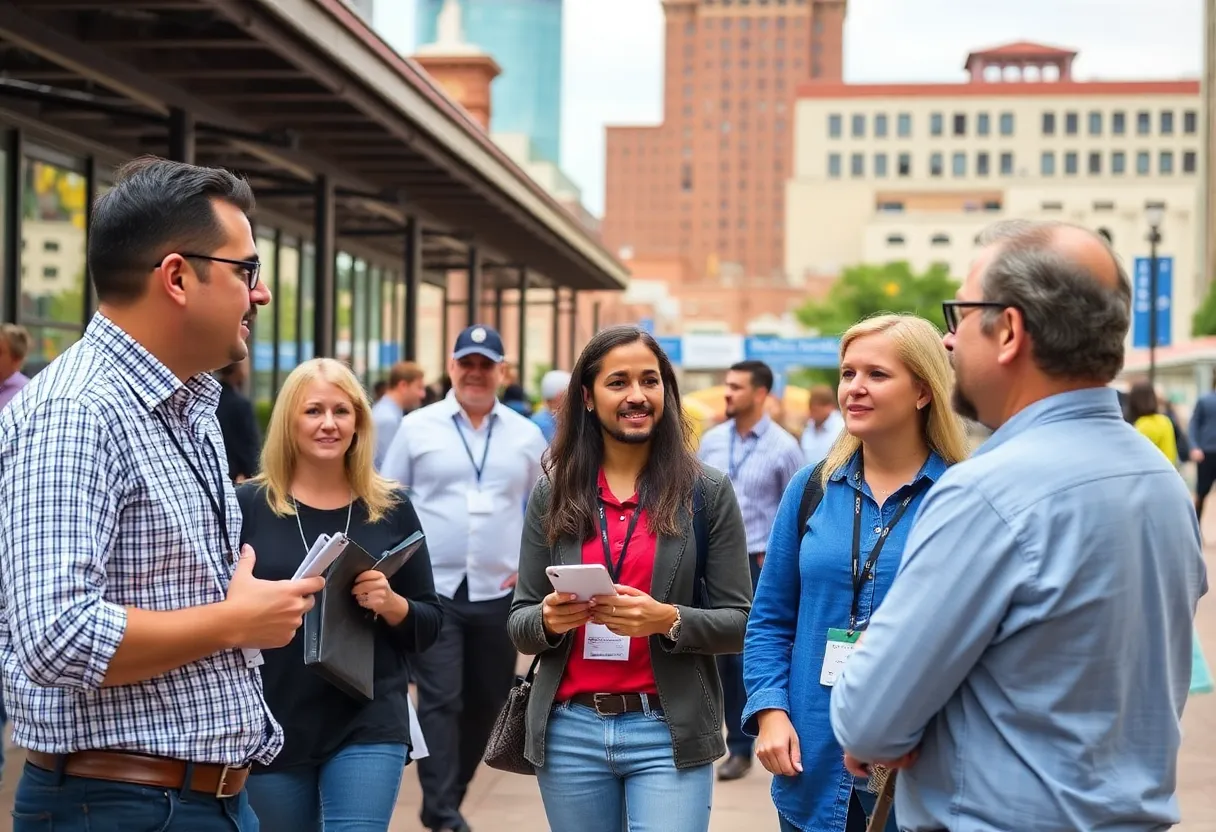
left=1160, top=150, right=1174, bottom=174
left=1041, top=201, right=1063, bottom=212
left=1112, top=151, right=1126, bottom=175
left=1088, top=151, right=1101, bottom=174
left=1064, top=112, right=1078, bottom=135
left=930, top=233, right=951, bottom=246
left=874, top=153, right=888, bottom=178
left=1112, top=111, right=1126, bottom=135
left=1088, top=111, right=1102, bottom=135
left=898, top=153, right=911, bottom=177
left=1137, top=111, right=1151, bottom=135
left=1136, top=151, right=1151, bottom=175
left=976, top=151, right=990, bottom=177
left=1094, top=201, right=1115, bottom=212
left=930, top=113, right=943, bottom=136
left=680, top=163, right=693, bottom=191
left=874, top=113, right=888, bottom=137
left=851, top=153, right=864, bottom=177
left=877, top=201, right=904, bottom=213
left=929, top=152, right=943, bottom=177
left=1041, top=151, right=1056, bottom=176
left=852, top=114, right=865, bottom=138
left=42, top=239, right=60, bottom=253
left=999, top=112, right=1014, bottom=136
left=1000, top=152, right=1014, bottom=175
left=953, top=113, right=967, bottom=136
left=897, top=113, right=912, bottom=137
left=1042, top=112, right=1056, bottom=135
left=42, top=266, right=59, bottom=279
left=1160, top=110, right=1174, bottom=135
left=886, top=234, right=906, bottom=246
left=828, top=153, right=842, bottom=177
left=1184, top=150, right=1198, bottom=174
left=952, top=152, right=966, bottom=177
left=1184, top=110, right=1198, bottom=135
left=1064, top=152, right=1078, bottom=175
left=977, top=112, right=990, bottom=136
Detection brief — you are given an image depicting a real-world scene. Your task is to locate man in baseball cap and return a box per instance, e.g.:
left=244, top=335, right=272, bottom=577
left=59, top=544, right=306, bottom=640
left=452, top=324, right=505, bottom=364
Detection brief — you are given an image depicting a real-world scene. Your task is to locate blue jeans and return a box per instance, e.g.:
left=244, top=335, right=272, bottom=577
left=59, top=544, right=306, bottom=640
left=536, top=701, right=713, bottom=832
left=778, top=788, right=893, bottom=832
left=245, top=743, right=407, bottom=832
left=11, top=760, right=258, bottom=831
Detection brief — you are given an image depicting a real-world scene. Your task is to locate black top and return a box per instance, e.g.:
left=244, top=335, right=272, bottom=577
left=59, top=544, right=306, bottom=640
left=217, top=383, right=260, bottom=480
left=236, top=483, right=443, bottom=771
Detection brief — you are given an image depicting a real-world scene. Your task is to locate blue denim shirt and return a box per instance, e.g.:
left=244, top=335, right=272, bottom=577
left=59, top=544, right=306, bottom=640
left=742, top=449, right=948, bottom=832
left=831, top=389, right=1209, bottom=831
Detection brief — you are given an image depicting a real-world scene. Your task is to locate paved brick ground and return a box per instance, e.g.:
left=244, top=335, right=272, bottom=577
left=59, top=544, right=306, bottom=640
left=3, top=539, right=1215, bottom=830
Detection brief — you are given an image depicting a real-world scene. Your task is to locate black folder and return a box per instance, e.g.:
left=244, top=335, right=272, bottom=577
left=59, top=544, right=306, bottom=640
left=302, top=530, right=426, bottom=701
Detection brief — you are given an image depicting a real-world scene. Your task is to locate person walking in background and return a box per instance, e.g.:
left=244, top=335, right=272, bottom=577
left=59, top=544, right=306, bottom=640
left=800, top=384, right=844, bottom=465
left=382, top=324, right=546, bottom=832
left=744, top=315, right=968, bottom=832
left=1127, top=380, right=1178, bottom=463
left=508, top=325, right=752, bottom=832
left=1188, top=372, right=1216, bottom=522
left=217, top=357, right=261, bottom=482
left=0, top=156, right=325, bottom=830
left=697, top=359, right=803, bottom=782
left=238, top=358, right=443, bottom=831
left=831, top=220, right=1206, bottom=832
left=0, top=324, right=30, bottom=410
left=371, top=360, right=427, bottom=469
left=532, top=369, right=571, bottom=443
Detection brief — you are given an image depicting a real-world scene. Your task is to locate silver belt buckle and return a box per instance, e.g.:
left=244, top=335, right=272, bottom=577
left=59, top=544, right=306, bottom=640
left=592, top=693, right=622, bottom=716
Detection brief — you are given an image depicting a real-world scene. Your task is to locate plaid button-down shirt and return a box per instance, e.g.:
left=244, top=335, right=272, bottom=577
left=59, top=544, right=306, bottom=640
left=0, top=314, right=281, bottom=765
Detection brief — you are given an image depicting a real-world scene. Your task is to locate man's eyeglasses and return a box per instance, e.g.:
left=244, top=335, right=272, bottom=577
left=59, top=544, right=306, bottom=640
left=153, top=253, right=261, bottom=290
left=941, top=301, right=1009, bottom=334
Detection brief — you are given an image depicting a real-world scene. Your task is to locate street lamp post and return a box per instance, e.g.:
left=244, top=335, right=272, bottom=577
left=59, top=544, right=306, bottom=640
left=1145, top=203, right=1165, bottom=388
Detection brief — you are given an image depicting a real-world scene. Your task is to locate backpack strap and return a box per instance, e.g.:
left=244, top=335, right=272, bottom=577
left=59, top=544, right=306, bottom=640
left=692, top=477, right=710, bottom=608
left=796, top=462, right=828, bottom=539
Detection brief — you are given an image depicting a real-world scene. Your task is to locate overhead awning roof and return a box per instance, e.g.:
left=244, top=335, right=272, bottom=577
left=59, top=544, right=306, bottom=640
left=0, top=0, right=629, bottom=292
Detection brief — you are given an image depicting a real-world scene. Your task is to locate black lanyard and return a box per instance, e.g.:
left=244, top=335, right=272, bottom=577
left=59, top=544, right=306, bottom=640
left=453, top=414, right=494, bottom=485
left=849, top=488, right=915, bottom=632
left=597, top=498, right=643, bottom=583
left=153, top=410, right=236, bottom=564
left=728, top=428, right=757, bottom=480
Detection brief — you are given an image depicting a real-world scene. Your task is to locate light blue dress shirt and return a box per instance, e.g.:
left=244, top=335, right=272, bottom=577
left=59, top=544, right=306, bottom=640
left=830, top=388, right=1209, bottom=832
left=743, top=450, right=947, bottom=831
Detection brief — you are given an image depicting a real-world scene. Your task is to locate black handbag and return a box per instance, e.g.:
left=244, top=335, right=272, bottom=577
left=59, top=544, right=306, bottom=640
left=483, top=654, right=541, bottom=775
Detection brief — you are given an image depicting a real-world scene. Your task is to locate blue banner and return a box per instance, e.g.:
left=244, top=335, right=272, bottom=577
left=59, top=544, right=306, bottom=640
left=656, top=336, right=683, bottom=365
left=743, top=336, right=841, bottom=370
left=1133, top=256, right=1173, bottom=349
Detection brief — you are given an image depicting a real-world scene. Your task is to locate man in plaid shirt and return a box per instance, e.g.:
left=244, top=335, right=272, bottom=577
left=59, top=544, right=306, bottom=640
left=0, top=157, right=324, bottom=830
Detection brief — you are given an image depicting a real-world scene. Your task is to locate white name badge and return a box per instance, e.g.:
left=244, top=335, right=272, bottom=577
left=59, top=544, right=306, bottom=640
left=583, top=623, right=630, bottom=661
left=467, top=490, right=493, bottom=515
left=819, top=628, right=862, bottom=687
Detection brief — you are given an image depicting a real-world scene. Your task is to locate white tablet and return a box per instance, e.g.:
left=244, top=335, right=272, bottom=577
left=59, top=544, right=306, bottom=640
left=545, top=564, right=618, bottom=601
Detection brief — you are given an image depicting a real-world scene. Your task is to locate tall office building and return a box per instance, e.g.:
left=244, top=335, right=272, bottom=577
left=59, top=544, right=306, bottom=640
left=602, top=0, right=847, bottom=284
left=416, top=0, right=564, bottom=165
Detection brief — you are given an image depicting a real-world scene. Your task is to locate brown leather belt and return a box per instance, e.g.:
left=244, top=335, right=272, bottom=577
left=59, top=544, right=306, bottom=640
left=26, top=749, right=249, bottom=799
left=567, top=692, right=660, bottom=716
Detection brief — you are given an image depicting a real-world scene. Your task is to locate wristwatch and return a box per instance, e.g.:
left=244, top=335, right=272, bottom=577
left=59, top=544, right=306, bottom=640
left=666, top=606, right=682, bottom=642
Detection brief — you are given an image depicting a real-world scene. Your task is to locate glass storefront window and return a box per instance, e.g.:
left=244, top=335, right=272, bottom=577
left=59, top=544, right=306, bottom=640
left=367, top=265, right=382, bottom=383
left=300, top=242, right=316, bottom=361
left=381, top=270, right=398, bottom=369
left=21, top=157, right=87, bottom=331
left=251, top=233, right=277, bottom=409
left=335, top=252, right=353, bottom=366
left=276, top=240, right=301, bottom=390
left=352, top=258, right=368, bottom=380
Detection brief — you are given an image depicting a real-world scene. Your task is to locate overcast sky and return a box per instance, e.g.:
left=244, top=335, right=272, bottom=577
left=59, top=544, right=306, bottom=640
left=373, top=0, right=1204, bottom=216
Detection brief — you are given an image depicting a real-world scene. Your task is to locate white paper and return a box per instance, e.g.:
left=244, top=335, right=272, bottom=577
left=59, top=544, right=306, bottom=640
left=819, top=639, right=858, bottom=687
left=407, top=691, right=429, bottom=760
left=292, top=533, right=348, bottom=580
left=583, top=623, right=630, bottom=661
left=466, top=491, right=493, bottom=515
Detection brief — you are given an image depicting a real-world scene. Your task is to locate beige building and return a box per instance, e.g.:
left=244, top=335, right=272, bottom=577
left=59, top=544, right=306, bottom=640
left=787, top=42, right=1203, bottom=343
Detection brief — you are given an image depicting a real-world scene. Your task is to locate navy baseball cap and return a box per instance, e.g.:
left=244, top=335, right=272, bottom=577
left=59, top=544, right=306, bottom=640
left=452, top=324, right=505, bottom=362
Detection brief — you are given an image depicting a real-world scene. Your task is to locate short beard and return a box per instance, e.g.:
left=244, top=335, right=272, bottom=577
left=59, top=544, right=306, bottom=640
left=952, top=384, right=979, bottom=423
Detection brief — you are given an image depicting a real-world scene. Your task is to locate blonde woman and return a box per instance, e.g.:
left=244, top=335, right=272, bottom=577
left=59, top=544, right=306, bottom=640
left=236, top=358, right=443, bottom=831
left=741, top=315, right=969, bottom=832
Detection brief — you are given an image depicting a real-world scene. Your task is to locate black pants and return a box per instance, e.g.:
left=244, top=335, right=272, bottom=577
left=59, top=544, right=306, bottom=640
left=413, top=579, right=517, bottom=831
left=718, top=552, right=764, bottom=758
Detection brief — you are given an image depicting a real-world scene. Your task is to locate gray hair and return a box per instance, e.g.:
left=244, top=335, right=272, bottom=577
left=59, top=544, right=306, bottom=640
left=975, top=220, right=1131, bottom=383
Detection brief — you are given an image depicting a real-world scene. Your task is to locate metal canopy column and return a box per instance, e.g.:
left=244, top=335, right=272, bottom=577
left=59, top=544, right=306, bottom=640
left=568, top=289, right=579, bottom=364
left=403, top=218, right=422, bottom=362
left=516, top=268, right=528, bottom=380
left=168, top=108, right=195, bottom=164
left=551, top=288, right=561, bottom=369
left=466, top=245, right=483, bottom=327
left=313, top=175, right=335, bottom=357
left=493, top=287, right=504, bottom=331
left=2, top=129, right=21, bottom=325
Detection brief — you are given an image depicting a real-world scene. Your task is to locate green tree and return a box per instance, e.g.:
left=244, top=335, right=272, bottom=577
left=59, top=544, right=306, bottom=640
left=795, top=261, right=960, bottom=336
left=1193, top=279, right=1216, bottom=337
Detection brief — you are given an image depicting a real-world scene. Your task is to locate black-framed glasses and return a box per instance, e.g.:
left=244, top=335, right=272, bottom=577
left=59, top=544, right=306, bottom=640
left=941, top=301, right=1008, bottom=334
left=154, top=253, right=261, bottom=290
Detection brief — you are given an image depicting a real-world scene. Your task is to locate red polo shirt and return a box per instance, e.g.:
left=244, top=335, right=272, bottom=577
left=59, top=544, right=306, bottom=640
left=554, top=470, right=660, bottom=700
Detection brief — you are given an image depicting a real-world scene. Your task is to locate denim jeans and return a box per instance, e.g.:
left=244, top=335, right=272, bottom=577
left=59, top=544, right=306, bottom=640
left=536, top=701, right=713, bottom=832
left=245, top=743, right=407, bottom=832
left=777, top=788, right=893, bottom=832
left=11, top=760, right=258, bottom=831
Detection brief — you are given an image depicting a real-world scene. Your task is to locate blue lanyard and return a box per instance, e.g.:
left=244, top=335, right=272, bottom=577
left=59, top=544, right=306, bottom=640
left=728, top=427, right=757, bottom=481
left=453, top=413, right=494, bottom=485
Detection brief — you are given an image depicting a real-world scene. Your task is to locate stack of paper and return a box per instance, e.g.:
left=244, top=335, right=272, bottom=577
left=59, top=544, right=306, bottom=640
left=293, top=533, right=350, bottom=581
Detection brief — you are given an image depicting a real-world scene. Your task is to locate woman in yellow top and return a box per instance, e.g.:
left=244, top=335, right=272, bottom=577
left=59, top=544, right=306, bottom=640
left=1127, top=380, right=1177, bottom=463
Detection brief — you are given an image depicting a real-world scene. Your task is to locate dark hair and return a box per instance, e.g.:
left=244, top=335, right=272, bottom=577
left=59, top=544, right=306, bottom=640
left=729, top=360, right=774, bottom=392
left=88, top=155, right=255, bottom=304
left=1126, top=380, right=1159, bottom=422
left=976, top=220, right=1131, bottom=384
left=543, top=325, right=701, bottom=544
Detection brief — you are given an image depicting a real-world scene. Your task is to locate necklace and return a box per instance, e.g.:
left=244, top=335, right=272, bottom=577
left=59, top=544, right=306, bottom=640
left=290, top=490, right=355, bottom=551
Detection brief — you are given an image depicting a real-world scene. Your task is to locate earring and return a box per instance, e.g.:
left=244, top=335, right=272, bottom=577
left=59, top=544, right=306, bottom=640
left=586, top=405, right=593, bottom=412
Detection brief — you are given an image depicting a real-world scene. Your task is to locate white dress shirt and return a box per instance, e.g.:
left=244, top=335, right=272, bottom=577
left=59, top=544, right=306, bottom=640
left=370, top=395, right=404, bottom=470
left=800, top=409, right=845, bottom=465
left=381, top=390, right=547, bottom=602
